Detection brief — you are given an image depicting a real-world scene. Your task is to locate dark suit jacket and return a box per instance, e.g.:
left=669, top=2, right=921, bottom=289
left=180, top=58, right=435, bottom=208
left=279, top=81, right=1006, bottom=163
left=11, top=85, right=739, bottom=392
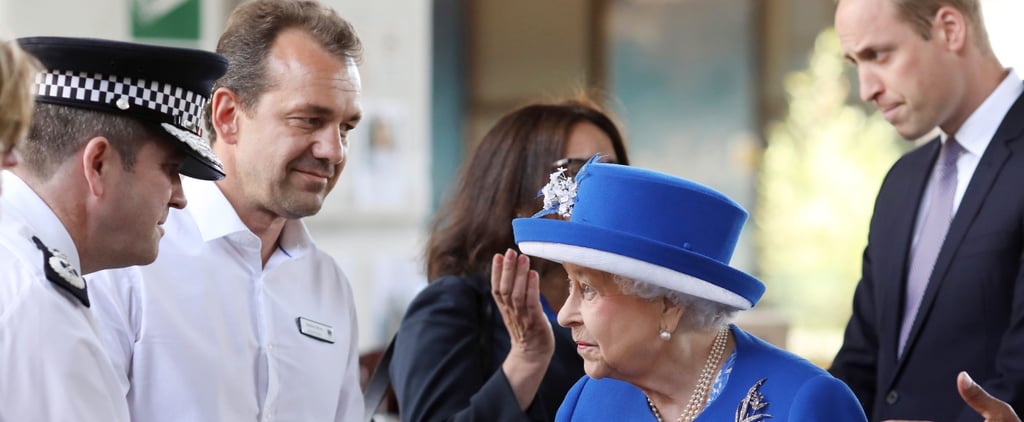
left=390, top=274, right=584, bottom=422
left=830, top=88, right=1024, bottom=421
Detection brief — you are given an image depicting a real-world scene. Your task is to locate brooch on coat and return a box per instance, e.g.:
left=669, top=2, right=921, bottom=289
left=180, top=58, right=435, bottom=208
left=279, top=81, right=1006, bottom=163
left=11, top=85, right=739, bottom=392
left=32, top=236, right=89, bottom=307
left=735, top=378, right=772, bottom=422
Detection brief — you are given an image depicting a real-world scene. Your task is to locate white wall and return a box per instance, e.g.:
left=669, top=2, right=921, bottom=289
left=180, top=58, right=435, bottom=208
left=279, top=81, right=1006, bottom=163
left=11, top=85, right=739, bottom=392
left=1, top=0, right=128, bottom=39
left=983, top=0, right=1024, bottom=72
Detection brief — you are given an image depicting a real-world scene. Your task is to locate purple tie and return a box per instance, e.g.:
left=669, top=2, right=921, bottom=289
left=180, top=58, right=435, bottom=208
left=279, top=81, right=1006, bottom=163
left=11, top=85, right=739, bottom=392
left=899, top=139, right=962, bottom=357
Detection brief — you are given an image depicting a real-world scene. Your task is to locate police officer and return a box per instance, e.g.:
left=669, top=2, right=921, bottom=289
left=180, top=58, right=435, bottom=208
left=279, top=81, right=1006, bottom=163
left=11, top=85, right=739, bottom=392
left=0, top=37, right=226, bottom=421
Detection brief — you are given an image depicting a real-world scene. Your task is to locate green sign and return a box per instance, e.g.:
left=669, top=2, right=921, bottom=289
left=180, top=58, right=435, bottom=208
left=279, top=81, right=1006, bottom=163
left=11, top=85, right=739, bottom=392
left=132, top=0, right=200, bottom=40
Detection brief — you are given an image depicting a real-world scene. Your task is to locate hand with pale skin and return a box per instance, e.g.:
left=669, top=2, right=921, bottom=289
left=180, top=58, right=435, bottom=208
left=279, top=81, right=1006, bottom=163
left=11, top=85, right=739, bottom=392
left=883, top=372, right=1020, bottom=422
left=491, top=248, right=556, bottom=410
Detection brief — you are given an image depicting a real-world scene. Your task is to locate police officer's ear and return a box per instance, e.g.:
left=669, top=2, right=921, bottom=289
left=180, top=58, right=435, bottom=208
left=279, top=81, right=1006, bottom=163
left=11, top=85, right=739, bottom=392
left=210, top=87, right=240, bottom=145
left=80, top=136, right=117, bottom=197
left=933, top=6, right=967, bottom=53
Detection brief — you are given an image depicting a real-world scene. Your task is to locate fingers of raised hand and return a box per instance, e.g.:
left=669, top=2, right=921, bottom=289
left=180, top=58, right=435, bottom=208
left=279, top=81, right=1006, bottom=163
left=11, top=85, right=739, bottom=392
left=492, top=249, right=522, bottom=305
left=491, top=252, right=507, bottom=306
left=510, top=253, right=531, bottom=314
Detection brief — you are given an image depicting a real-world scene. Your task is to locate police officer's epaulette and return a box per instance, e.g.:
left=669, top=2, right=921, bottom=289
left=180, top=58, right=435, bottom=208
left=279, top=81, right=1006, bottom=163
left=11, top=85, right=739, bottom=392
left=31, top=236, right=89, bottom=307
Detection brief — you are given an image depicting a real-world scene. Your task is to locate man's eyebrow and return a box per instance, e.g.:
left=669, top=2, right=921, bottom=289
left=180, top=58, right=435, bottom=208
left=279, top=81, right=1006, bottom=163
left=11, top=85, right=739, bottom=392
left=288, top=103, right=334, bottom=115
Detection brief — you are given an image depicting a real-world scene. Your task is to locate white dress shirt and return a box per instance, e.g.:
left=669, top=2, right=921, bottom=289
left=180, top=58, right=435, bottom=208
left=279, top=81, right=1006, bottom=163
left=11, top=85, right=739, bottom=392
left=912, top=69, right=1024, bottom=246
left=89, top=177, right=363, bottom=422
left=0, top=171, right=130, bottom=422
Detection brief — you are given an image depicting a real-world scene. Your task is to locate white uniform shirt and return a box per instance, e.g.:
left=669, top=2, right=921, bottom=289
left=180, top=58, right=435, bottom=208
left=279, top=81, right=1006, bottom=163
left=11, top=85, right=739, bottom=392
left=0, top=171, right=130, bottom=422
left=89, top=177, right=363, bottom=422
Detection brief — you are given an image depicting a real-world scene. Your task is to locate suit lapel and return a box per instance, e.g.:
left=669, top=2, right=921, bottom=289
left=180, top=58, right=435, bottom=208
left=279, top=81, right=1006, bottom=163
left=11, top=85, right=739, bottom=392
left=895, top=90, right=1024, bottom=378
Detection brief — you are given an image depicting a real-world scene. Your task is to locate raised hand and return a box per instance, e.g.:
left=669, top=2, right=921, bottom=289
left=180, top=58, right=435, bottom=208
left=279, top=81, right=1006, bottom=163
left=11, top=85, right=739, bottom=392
left=491, top=249, right=555, bottom=409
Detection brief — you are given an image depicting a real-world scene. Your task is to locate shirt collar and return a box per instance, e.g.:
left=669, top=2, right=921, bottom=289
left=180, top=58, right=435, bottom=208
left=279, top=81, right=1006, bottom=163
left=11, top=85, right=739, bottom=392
left=946, top=68, right=1024, bottom=155
left=183, top=176, right=314, bottom=257
left=0, top=170, right=82, bottom=272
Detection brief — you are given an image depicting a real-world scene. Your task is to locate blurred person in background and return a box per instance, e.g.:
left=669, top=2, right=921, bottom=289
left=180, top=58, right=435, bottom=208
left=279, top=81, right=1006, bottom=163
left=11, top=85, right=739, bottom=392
left=832, top=0, right=1024, bottom=419
left=0, top=37, right=34, bottom=193
left=389, top=98, right=629, bottom=421
left=0, top=36, right=226, bottom=421
left=88, top=0, right=366, bottom=420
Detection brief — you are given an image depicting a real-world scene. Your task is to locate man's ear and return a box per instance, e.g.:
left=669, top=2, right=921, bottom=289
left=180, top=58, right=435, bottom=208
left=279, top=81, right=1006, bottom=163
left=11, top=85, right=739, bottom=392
left=211, top=87, right=241, bottom=145
left=934, top=6, right=967, bottom=52
left=81, top=136, right=116, bottom=197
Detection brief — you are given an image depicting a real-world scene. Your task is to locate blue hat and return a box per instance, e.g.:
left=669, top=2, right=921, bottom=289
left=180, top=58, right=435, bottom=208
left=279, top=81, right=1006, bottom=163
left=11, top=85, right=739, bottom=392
left=513, top=161, right=765, bottom=309
left=18, top=36, right=228, bottom=180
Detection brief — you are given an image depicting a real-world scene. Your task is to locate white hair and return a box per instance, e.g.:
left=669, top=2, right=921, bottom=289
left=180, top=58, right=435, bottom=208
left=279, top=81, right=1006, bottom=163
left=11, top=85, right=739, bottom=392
left=611, top=274, right=739, bottom=332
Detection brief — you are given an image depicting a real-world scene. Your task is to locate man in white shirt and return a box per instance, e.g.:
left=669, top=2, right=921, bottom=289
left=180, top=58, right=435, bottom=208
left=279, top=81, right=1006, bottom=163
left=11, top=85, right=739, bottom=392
left=89, top=1, right=366, bottom=420
left=0, top=37, right=227, bottom=421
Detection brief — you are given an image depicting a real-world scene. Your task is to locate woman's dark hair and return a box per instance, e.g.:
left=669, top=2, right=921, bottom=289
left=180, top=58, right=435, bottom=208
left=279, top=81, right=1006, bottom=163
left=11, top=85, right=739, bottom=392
left=425, top=98, right=629, bottom=280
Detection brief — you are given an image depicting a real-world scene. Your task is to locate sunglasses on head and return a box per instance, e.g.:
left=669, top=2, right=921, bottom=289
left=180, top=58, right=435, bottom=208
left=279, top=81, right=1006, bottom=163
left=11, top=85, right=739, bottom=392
left=551, top=155, right=617, bottom=178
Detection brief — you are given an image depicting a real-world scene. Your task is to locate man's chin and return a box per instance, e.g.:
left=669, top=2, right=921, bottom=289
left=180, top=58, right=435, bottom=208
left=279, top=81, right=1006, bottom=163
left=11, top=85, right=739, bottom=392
left=279, top=198, right=326, bottom=219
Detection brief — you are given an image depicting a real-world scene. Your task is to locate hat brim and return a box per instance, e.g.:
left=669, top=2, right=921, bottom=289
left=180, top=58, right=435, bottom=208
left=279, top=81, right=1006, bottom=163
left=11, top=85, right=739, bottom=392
left=160, top=123, right=224, bottom=181
left=514, top=218, right=764, bottom=310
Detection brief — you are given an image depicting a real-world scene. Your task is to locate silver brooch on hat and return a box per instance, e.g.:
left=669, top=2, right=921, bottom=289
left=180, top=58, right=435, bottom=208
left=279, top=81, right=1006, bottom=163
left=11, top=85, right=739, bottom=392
left=735, top=378, right=772, bottom=422
left=537, top=167, right=578, bottom=218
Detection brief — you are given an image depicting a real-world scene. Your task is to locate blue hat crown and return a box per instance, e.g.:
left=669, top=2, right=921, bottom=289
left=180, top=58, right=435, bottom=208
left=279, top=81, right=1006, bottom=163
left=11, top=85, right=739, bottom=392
left=515, top=160, right=765, bottom=309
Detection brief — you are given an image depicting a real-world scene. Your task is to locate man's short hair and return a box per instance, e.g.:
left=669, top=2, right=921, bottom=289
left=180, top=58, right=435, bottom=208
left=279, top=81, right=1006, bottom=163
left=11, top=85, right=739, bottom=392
left=204, top=0, right=363, bottom=143
left=22, top=103, right=163, bottom=178
left=891, top=0, right=988, bottom=45
left=0, top=40, right=39, bottom=152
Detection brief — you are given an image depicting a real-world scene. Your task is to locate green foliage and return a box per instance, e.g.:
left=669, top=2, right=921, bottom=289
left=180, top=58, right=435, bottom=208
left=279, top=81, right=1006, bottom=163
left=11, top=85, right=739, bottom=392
left=756, top=28, right=905, bottom=330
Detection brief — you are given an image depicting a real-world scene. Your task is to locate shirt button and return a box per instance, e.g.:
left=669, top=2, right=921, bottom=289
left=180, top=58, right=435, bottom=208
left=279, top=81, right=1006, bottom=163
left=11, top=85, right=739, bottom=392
left=267, top=343, right=274, bottom=351
left=886, top=390, right=899, bottom=405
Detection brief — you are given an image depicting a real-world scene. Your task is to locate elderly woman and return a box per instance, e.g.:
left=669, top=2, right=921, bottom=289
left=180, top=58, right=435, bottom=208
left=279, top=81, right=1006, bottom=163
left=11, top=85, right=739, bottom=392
left=493, top=160, right=867, bottom=421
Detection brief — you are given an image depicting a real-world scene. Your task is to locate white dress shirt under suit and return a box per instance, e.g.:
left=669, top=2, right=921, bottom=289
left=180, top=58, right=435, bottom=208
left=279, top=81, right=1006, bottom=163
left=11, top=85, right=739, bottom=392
left=0, top=171, right=130, bottom=422
left=89, top=177, right=363, bottom=422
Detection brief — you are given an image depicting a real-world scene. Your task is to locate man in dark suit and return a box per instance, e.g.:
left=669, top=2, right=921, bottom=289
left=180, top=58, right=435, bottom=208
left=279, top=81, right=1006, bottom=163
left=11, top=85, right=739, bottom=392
left=831, top=0, right=1024, bottom=420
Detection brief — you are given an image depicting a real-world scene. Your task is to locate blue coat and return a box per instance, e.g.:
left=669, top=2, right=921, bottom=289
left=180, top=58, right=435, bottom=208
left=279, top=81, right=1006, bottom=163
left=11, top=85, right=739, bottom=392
left=556, top=326, right=867, bottom=421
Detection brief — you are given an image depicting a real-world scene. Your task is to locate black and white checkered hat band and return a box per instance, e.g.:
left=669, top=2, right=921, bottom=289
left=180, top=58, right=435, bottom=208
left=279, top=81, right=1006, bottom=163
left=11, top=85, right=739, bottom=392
left=34, top=70, right=207, bottom=135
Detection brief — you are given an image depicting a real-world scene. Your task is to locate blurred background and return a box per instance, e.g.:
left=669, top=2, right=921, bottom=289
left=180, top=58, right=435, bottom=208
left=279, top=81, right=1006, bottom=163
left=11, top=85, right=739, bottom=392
left=2, top=0, right=1022, bottom=368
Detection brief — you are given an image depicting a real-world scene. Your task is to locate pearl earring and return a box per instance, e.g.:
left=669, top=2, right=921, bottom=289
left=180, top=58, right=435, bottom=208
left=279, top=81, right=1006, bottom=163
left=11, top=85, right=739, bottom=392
left=659, top=330, right=671, bottom=341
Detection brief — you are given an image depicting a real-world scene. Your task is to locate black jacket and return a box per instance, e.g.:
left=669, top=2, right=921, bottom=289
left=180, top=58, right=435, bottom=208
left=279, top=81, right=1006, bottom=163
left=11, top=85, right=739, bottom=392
left=390, top=274, right=583, bottom=422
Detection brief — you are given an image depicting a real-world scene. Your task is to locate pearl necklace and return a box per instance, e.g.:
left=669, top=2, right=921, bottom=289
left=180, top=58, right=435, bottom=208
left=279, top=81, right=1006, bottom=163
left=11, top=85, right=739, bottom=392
left=646, top=327, right=730, bottom=422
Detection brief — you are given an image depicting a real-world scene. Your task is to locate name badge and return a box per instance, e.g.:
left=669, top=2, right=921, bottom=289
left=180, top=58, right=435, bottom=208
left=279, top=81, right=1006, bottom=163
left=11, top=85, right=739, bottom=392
left=297, top=317, right=335, bottom=343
